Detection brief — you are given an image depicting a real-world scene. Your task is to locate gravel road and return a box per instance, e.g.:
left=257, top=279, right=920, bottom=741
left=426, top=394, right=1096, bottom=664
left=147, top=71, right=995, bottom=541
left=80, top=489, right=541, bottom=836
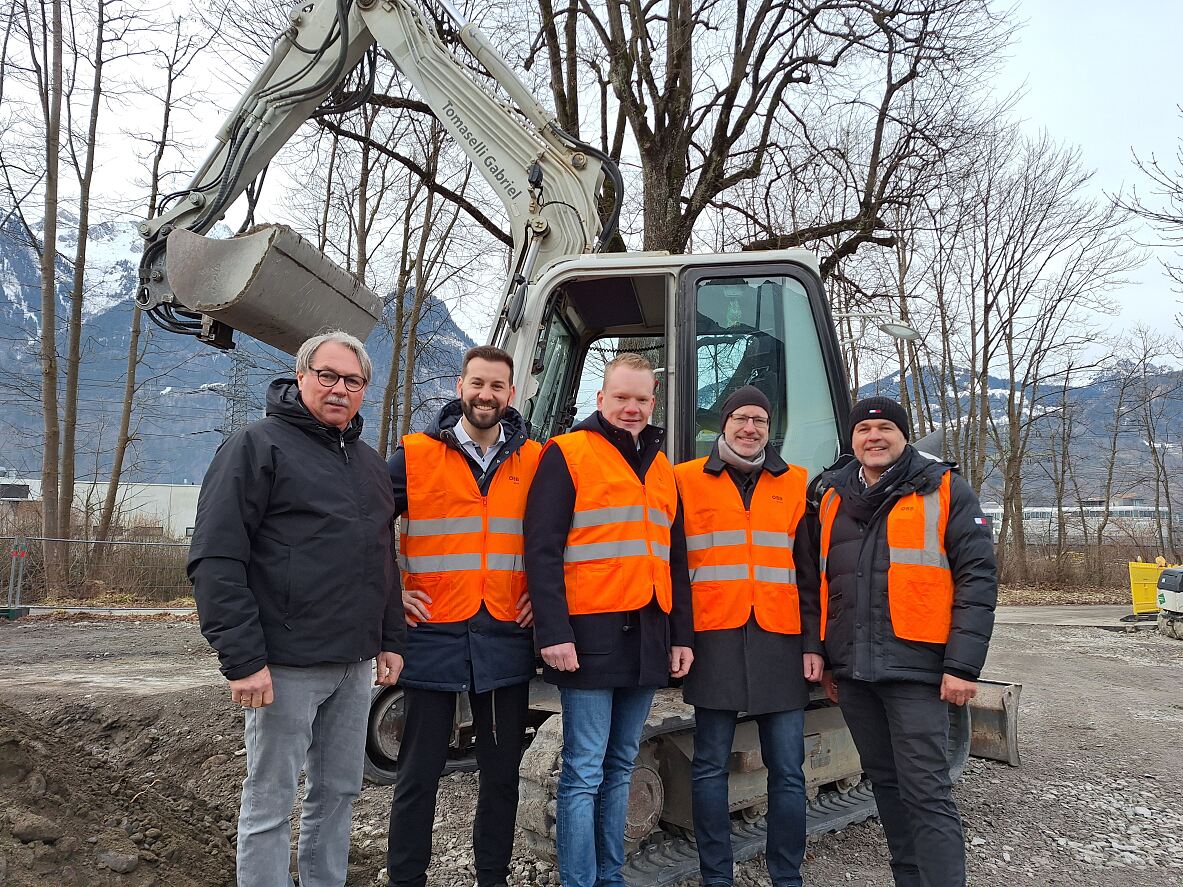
left=0, top=614, right=1180, bottom=886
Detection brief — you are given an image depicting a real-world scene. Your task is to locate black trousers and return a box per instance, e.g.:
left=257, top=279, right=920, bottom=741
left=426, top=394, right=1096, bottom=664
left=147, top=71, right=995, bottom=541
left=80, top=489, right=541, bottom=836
left=387, top=681, right=530, bottom=887
left=837, top=679, right=966, bottom=887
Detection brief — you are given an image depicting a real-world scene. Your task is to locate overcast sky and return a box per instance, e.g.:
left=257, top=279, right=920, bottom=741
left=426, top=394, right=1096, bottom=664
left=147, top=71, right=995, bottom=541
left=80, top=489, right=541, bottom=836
left=997, top=0, right=1181, bottom=331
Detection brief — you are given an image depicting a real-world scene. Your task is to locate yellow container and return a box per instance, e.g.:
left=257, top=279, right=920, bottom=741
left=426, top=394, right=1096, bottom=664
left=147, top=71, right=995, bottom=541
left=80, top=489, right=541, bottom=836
left=1129, top=562, right=1171, bottom=615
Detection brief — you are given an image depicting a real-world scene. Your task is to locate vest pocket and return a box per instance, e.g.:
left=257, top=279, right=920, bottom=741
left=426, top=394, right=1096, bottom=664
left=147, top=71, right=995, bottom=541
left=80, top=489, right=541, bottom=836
left=887, top=568, right=953, bottom=644
left=570, top=562, right=618, bottom=614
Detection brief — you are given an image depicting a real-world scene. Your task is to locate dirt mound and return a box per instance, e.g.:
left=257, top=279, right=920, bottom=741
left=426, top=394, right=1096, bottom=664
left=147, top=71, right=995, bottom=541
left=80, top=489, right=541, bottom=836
left=0, top=701, right=234, bottom=887
left=40, top=685, right=248, bottom=819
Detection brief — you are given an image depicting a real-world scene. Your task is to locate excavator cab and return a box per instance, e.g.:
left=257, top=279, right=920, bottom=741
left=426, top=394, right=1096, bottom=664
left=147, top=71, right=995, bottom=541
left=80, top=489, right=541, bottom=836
left=508, top=251, right=850, bottom=476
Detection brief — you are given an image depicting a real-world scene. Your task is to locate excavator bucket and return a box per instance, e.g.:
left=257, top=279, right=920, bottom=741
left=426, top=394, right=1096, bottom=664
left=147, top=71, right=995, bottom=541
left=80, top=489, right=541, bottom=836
left=968, top=679, right=1022, bottom=766
left=165, top=224, right=381, bottom=355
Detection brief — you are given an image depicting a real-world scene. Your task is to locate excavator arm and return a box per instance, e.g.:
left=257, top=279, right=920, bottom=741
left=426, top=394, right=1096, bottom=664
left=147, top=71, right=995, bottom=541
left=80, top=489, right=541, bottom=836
left=137, top=0, right=619, bottom=353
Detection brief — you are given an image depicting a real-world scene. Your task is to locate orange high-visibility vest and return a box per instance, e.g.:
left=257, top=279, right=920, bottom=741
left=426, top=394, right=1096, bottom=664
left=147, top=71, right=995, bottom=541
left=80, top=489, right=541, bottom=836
left=546, top=430, right=678, bottom=615
left=674, top=458, right=807, bottom=633
left=399, top=433, right=541, bottom=623
left=817, top=471, right=954, bottom=644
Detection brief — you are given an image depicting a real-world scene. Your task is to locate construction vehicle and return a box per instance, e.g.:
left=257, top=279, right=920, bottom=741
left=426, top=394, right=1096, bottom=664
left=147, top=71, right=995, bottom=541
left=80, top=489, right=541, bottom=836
left=137, top=1, right=1019, bottom=882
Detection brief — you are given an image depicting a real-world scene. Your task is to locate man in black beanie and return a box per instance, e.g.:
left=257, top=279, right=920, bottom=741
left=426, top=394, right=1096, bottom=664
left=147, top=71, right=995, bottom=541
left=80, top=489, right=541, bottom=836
left=674, top=384, right=822, bottom=887
left=805, top=396, right=997, bottom=887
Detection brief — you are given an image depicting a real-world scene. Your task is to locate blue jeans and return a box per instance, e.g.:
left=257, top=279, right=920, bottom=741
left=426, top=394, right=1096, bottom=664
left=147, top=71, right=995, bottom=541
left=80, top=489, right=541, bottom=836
left=236, top=661, right=372, bottom=887
left=556, top=686, right=657, bottom=887
left=691, top=707, right=806, bottom=887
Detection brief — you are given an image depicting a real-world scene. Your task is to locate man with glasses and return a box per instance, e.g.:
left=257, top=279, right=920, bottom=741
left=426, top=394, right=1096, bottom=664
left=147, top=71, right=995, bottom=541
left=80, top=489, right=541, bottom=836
left=385, top=346, right=540, bottom=887
left=189, top=330, right=406, bottom=887
left=674, top=386, right=822, bottom=887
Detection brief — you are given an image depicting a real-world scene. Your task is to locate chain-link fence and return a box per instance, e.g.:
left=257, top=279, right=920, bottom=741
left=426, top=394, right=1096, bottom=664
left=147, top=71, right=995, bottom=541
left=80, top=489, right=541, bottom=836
left=3, top=536, right=192, bottom=606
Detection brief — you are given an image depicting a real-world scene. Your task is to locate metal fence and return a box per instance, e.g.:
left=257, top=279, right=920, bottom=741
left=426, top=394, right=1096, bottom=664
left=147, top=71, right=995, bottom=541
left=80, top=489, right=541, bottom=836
left=3, top=535, right=192, bottom=606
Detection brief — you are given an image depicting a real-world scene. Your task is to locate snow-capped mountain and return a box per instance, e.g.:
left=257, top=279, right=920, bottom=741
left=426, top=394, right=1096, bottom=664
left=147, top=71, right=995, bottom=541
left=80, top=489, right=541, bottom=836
left=0, top=215, right=473, bottom=483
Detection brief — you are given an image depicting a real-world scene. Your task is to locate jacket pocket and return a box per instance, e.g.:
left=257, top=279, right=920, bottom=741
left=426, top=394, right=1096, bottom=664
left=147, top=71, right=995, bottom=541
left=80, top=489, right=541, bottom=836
left=570, top=612, right=620, bottom=656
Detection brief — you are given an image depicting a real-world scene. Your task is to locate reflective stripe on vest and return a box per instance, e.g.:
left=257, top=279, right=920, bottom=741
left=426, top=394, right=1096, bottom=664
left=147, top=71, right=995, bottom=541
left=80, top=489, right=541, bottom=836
left=817, top=472, right=954, bottom=645
left=399, top=432, right=541, bottom=623
left=547, top=430, right=678, bottom=615
left=674, top=457, right=807, bottom=634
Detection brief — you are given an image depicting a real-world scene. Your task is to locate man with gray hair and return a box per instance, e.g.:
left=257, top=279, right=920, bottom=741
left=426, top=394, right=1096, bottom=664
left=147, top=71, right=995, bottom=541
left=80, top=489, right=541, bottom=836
left=189, top=330, right=406, bottom=887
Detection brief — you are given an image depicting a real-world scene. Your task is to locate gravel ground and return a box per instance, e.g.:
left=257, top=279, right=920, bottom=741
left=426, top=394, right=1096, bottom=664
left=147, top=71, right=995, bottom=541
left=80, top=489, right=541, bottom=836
left=0, top=614, right=1180, bottom=886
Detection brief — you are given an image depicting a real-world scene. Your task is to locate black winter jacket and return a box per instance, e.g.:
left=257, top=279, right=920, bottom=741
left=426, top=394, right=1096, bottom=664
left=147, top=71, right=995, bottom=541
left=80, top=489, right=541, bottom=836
left=188, top=380, right=405, bottom=680
left=680, top=441, right=822, bottom=715
left=806, top=445, right=996, bottom=685
left=387, top=401, right=536, bottom=693
left=524, top=413, right=694, bottom=689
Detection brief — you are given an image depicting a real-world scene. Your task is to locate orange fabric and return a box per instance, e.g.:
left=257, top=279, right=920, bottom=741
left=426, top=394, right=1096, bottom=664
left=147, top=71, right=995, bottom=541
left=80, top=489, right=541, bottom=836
left=884, top=472, right=953, bottom=643
left=400, top=433, right=541, bottom=623
left=546, top=430, right=678, bottom=615
left=817, top=472, right=954, bottom=644
left=675, top=458, right=806, bottom=634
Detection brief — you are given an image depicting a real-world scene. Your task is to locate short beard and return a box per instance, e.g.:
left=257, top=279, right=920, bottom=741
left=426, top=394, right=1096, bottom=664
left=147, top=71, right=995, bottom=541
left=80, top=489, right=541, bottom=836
left=461, top=398, right=505, bottom=430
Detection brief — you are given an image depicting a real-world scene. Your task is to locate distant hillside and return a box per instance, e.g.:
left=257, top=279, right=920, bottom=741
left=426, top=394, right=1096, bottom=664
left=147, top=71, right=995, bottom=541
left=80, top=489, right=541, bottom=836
left=0, top=217, right=472, bottom=483
left=857, top=364, right=1183, bottom=505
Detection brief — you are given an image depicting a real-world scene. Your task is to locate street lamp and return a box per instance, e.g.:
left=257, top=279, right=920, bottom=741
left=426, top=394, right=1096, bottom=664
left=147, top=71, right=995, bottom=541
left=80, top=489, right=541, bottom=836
left=833, top=311, right=922, bottom=342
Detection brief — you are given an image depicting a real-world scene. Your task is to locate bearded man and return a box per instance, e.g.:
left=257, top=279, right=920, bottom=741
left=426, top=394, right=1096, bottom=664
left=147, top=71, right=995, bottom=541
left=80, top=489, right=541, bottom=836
left=385, top=345, right=541, bottom=887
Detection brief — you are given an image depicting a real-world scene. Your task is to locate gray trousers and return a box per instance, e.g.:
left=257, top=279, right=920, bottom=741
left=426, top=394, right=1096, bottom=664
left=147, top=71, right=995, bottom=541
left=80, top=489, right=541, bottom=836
left=837, top=678, right=966, bottom=887
left=236, top=660, right=373, bottom=887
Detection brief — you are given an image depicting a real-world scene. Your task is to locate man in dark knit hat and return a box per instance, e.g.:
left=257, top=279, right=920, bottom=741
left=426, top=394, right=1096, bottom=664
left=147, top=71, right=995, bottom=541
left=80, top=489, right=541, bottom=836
left=674, top=385, right=822, bottom=887
left=806, top=395, right=997, bottom=887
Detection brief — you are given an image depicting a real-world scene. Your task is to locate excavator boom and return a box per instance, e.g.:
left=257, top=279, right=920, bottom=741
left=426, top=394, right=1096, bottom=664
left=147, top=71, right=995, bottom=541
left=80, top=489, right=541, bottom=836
left=137, top=0, right=614, bottom=353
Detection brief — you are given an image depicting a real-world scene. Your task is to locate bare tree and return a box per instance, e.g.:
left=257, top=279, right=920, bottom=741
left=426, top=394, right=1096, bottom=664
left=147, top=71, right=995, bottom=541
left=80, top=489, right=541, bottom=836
left=1118, top=106, right=1183, bottom=297
left=93, top=14, right=217, bottom=549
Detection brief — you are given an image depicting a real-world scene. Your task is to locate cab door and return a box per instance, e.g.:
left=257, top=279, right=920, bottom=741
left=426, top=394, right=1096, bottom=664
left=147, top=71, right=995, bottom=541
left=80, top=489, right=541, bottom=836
left=673, top=262, right=850, bottom=473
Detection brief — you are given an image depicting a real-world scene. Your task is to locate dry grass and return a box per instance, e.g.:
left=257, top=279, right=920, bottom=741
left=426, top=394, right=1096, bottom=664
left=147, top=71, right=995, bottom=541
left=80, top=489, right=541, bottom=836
left=997, top=585, right=1129, bottom=606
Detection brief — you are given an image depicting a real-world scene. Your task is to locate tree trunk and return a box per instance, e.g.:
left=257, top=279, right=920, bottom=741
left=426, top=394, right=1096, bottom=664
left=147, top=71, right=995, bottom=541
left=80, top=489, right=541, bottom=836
left=59, top=0, right=109, bottom=540
left=38, top=0, right=66, bottom=593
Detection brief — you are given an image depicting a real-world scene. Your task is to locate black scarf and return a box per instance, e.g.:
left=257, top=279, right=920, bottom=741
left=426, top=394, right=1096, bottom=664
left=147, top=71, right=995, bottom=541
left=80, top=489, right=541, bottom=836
left=840, top=448, right=912, bottom=525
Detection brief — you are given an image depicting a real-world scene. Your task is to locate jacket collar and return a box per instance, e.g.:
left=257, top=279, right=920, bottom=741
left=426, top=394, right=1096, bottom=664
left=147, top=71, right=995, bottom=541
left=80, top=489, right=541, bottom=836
left=821, top=444, right=953, bottom=499
left=428, top=398, right=532, bottom=460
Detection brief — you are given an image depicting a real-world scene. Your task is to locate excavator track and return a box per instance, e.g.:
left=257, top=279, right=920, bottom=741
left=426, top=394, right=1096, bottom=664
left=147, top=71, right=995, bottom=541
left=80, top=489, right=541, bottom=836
left=618, top=782, right=878, bottom=887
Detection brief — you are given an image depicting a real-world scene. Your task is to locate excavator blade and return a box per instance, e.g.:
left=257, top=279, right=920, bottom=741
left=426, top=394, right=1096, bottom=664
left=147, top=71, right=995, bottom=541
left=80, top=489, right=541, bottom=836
left=166, top=225, right=381, bottom=355
left=969, top=679, right=1022, bottom=766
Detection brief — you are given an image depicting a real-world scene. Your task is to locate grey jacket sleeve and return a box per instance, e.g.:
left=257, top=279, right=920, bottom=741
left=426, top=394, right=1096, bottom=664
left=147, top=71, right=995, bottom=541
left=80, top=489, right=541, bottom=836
left=942, top=471, right=998, bottom=680
left=186, top=429, right=274, bottom=681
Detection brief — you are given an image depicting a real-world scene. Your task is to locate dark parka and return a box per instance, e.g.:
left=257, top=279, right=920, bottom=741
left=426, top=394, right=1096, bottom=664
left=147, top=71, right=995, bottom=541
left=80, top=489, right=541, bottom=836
left=806, top=445, right=997, bottom=685
left=387, top=400, right=536, bottom=693
left=188, top=380, right=405, bottom=681
left=524, top=413, right=694, bottom=689
left=680, top=441, right=823, bottom=715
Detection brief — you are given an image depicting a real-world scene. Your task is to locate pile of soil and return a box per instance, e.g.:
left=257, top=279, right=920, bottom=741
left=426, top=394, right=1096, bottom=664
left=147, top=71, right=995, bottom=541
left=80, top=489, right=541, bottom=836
left=0, top=701, right=235, bottom=886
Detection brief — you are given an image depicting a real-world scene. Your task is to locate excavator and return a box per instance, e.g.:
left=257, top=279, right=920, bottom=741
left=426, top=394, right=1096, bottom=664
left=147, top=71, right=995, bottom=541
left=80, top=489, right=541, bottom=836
left=137, top=1, right=1021, bottom=883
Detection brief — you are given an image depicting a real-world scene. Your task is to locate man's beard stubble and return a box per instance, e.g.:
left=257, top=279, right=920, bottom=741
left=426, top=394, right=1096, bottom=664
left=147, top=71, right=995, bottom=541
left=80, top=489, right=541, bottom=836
left=461, top=397, right=506, bottom=430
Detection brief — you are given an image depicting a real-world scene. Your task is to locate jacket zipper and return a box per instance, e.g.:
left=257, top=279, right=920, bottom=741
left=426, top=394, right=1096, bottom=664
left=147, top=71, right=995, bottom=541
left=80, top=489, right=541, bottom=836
left=338, top=433, right=350, bottom=463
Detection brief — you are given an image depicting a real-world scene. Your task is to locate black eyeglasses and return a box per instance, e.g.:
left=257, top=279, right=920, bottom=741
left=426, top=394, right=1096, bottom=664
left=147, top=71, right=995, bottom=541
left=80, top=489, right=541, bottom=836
left=728, top=413, right=770, bottom=428
left=309, top=367, right=367, bottom=392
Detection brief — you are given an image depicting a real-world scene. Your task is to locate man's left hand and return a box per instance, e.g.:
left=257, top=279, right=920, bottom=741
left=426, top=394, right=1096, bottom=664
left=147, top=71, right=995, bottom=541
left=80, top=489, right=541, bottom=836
left=375, top=652, right=404, bottom=687
left=940, top=673, right=977, bottom=706
left=669, top=646, right=694, bottom=678
left=803, top=653, right=824, bottom=682
left=515, top=591, right=534, bottom=627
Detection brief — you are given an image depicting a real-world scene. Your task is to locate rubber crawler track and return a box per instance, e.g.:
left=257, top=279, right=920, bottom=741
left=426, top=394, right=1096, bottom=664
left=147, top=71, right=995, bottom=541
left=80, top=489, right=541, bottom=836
left=618, top=782, right=877, bottom=887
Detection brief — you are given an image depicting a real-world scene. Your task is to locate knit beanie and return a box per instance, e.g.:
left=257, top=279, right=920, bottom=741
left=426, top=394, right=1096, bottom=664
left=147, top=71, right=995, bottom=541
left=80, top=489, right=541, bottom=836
left=720, top=385, right=773, bottom=423
left=849, top=396, right=910, bottom=440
